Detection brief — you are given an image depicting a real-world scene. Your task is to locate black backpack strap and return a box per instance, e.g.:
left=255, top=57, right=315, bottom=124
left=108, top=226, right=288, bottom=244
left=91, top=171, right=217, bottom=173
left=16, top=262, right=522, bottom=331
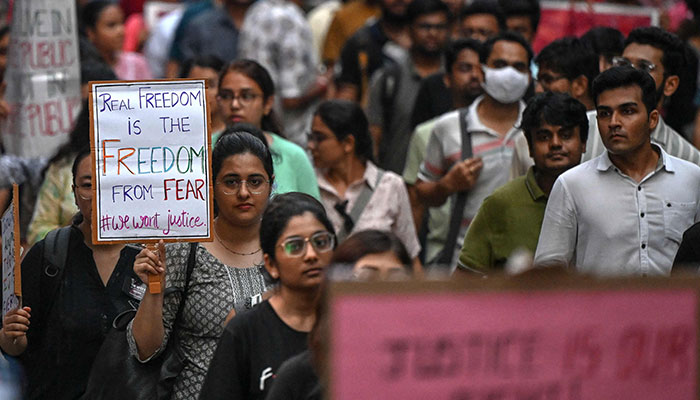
left=436, top=108, right=472, bottom=267
left=40, top=226, right=73, bottom=317
left=337, top=169, right=385, bottom=242
left=171, top=243, right=198, bottom=327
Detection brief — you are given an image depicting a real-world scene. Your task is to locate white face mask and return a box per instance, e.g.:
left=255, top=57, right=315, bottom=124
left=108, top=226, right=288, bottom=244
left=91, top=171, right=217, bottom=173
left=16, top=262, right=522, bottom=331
left=481, top=65, right=530, bottom=104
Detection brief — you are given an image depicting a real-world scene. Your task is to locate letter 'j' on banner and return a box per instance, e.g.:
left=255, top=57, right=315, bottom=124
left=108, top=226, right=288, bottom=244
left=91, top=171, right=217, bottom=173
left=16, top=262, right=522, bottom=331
left=1, top=0, right=82, bottom=158
left=89, top=80, right=213, bottom=244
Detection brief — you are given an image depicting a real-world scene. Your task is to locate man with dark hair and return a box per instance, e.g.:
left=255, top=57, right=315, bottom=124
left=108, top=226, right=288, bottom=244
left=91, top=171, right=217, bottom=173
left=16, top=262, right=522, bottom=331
left=580, top=26, right=625, bottom=72
left=415, top=32, right=533, bottom=267
left=457, top=92, right=587, bottom=273
left=334, top=0, right=412, bottom=104
left=534, top=37, right=598, bottom=110
left=410, top=38, right=483, bottom=129
left=583, top=26, right=700, bottom=165
left=498, top=0, right=540, bottom=43
left=458, top=0, right=505, bottom=43
left=367, top=0, right=451, bottom=173
left=535, top=66, right=700, bottom=276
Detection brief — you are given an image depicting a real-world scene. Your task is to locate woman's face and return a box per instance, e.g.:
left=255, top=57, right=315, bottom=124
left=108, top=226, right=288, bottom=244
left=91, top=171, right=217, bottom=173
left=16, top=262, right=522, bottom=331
left=217, top=71, right=273, bottom=129
left=353, top=251, right=410, bottom=281
left=308, top=115, right=348, bottom=169
left=73, top=156, right=93, bottom=225
left=87, top=5, right=125, bottom=54
left=265, top=212, right=334, bottom=291
left=214, top=152, right=271, bottom=227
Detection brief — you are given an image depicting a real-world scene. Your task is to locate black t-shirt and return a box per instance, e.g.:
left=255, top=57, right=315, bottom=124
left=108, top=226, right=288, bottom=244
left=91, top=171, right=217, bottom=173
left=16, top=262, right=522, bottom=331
left=411, top=72, right=452, bottom=130
left=265, top=350, right=321, bottom=400
left=336, top=20, right=389, bottom=99
left=200, top=300, right=308, bottom=400
left=673, top=221, right=700, bottom=270
left=17, top=226, right=142, bottom=400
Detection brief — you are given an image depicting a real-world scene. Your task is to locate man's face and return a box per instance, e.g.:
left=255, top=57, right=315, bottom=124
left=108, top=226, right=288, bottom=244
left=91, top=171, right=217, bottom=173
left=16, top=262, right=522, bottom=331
left=460, top=14, right=499, bottom=42
left=381, top=0, right=410, bottom=20
left=506, top=15, right=534, bottom=43
left=535, top=67, right=571, bottom=94
left=596, top=85, right=658, bottom=156
left=447, top=48, right=483, bottom=100
left=411, top=12, right=450, bottom=57
left=620, top=43, right=678, bottom=106
left=485, top=40, right=530, bottom=77
left=529, top=122, right=585, bottom=174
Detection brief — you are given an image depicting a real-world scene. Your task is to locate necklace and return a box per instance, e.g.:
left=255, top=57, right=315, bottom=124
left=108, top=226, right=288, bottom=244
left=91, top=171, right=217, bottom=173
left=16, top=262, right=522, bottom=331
left=215, top=224, right=261, bottom=256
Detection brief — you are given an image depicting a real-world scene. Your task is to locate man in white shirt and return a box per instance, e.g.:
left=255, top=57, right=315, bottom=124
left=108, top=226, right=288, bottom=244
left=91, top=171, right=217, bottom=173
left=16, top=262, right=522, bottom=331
left=534, top=66, right=700, bottom=276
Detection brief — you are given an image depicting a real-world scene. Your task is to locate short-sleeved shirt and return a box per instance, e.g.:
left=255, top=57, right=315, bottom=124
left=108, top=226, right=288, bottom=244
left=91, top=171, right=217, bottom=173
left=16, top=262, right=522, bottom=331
left=177, top=7, right=239, bottom=64
left=535, top=146, right=700, bottom=276
left=321, top=0, right=380, bottom=64
left=238, top=0, right=319, bottom=145
left=418, top=96, right=530, bottom=264
left=584, top=113, right=700, bottom=166
left=19, top=226, right=142, bottom=400
left=459, top=166, right=547, bottom=272
left=367, top=53, right=440, bottom=174
left=317, top=160, right=420, bottom=258
left=199, top=300, right=309, bottom=400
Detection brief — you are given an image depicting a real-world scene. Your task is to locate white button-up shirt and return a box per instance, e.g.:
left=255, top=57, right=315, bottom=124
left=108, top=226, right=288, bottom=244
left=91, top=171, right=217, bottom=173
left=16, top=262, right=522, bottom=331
left=535, top=146, right=700, bottom=276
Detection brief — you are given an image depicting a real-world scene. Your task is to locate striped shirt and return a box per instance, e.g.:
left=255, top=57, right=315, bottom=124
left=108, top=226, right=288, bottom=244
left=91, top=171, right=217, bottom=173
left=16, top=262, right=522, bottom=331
left=583, top=111, right=700, bottom=166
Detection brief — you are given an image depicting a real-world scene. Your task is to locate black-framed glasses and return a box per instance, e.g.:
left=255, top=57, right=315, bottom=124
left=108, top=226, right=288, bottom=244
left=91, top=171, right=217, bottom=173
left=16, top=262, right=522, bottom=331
left=611, top=56, right=657, bottom=74
left=307, top=131, right=331, bottom=144
left=279, top=231, right=335, bottom=257
left=217, top=177, right=270, bottom=195
left=217, top=90, right=262, bottom=106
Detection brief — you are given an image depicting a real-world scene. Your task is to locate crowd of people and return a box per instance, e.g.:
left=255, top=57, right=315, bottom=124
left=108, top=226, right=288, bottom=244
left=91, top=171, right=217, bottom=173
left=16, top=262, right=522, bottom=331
left=0, top=0, right=699, bottom=398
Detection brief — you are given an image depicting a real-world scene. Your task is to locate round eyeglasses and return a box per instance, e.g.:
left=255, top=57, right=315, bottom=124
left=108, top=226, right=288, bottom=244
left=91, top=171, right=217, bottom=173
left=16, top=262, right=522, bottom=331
left=217, top=91, right=262, bottom=107
left=217, top=177, right=270, bottom=195
left=279, top=231, right=335, bottom=257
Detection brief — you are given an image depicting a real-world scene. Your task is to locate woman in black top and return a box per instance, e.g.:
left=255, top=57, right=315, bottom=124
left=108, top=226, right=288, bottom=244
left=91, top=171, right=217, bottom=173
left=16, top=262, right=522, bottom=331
left=199, top=192, right=336, bottom=400
left=0, top=148, right=143, bottom=399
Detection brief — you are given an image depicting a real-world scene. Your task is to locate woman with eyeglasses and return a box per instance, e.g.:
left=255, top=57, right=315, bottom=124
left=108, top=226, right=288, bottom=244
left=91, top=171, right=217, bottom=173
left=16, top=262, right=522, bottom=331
left=129, top=129, right=274, bottom=399
left=0, top=148, right=143, bottom=399
left=308, top=99, right=421, bottom=268
left=215, top=59, right=320, bottom=199
left=199, top=192, right=335, bottom=400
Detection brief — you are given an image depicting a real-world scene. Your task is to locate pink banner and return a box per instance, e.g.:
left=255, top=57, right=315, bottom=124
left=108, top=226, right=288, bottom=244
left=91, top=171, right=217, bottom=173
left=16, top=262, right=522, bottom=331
left=331, top=289, right=697, bottom=399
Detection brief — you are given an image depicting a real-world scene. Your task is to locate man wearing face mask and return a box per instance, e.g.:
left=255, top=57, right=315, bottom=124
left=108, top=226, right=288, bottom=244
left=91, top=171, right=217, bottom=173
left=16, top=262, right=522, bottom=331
left=415, top=32, right=533, bottom=269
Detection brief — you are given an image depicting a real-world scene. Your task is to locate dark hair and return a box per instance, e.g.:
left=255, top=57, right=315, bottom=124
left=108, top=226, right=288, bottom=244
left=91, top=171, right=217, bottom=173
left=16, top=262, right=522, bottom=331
left=445, top=38, right=482, bottom=74
left=180, top=55, right=225, bottom=79
left=0, top=25, right=10, bottom=40
left=81, top=1, right=115, bottom=31
left=218, top=59, right=284, bottom=136
left=480, top=31, right=533, bottom=64
left=459, top=0, right=506, bottom=30
left=592, top=66, right=658, bottom=115
left=535, top=37, right=599, bottom=98
left=314, top=100, right=374, bottom=163
left=260, top=192, right=335, bottom=264
left=71, top=147, right=92, bottom=225
left=213, top=124, right=274, bottom=185
left=498, top=0, right=540, bottom=33
left=80, top=59, right=117, bottom=84
left=331, top=229, right=412, bottom=271
left=625, top=27, right=684, bottom=77
left=520, top=92, right=589, bottom=148
left=580, top=26, right=625, bottom=65
left=407, top=0, right=452, bottom=23
left=47, top=100, right=91, bottom=170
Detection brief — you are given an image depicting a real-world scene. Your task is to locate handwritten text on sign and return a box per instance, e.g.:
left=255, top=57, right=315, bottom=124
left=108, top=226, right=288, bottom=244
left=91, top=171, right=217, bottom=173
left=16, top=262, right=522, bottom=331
left=330, top=290, right=697, bottom=399
left=91, top=80, right=211, bottom=242
left=1, top=202, right=19, bottom=318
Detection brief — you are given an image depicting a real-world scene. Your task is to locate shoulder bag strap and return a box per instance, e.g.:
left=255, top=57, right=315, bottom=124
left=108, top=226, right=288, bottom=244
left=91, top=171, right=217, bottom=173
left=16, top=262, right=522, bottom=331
left=436, top=108, right=472, bottom=266
left=337, top=169, right=385, bottom=242
left=172, top=243, right=197, bottom=327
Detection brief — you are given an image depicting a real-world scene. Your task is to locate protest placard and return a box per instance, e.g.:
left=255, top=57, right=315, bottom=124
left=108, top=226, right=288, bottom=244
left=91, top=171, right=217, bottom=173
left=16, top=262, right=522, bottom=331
left=1, top=0, right=82, bottom=158
left=533, top=1, right=659, bottom=53
left=89, top=80, right=213, bottom=244
left=329, top=275, right=699, bottom=399
left=2, top=184, right=21, bottom=319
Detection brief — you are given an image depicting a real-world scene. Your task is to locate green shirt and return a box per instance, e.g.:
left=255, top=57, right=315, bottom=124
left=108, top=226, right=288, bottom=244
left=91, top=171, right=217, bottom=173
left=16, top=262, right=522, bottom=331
left=458, top=166, right=547, bottom=272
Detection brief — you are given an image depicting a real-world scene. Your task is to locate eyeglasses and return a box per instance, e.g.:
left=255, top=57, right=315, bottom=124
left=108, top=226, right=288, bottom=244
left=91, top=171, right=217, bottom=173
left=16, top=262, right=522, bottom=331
left=279, top=231, right=335, bottom=257
left=217, top=177, right=270, bottom=195
left=307, top=131, right=331, bottom=144
left=75, top=183, right=92, bottom=200
left=217, top=90, right=262, bottom=106
left=537, top=72, right=567, bottom=86
left=611, top=56, right=657, bottom=74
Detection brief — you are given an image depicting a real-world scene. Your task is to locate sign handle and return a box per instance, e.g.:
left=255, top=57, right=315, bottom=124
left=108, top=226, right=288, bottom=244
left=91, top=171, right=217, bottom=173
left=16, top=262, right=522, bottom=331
left=145, top=243, right=162, bottom=294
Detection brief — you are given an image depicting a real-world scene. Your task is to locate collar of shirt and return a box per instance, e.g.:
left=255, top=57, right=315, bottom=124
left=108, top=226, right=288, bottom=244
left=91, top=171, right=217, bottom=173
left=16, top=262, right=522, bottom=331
left=317, top=160, right=381, bottom=199
left=596, top=143, right=676, bottom=176
left=467, top=95, right=526, bottom=142
left=525, top=166, right=547, bottom=201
